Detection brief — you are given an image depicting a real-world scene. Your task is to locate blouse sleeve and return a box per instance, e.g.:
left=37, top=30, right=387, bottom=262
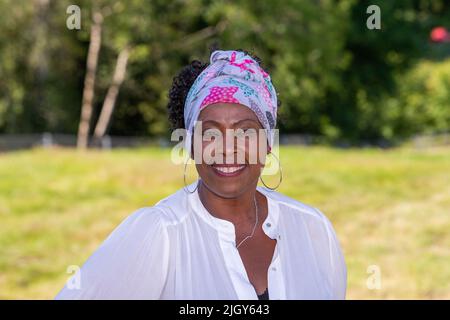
left=55, top=207, right=170, bottom=299
left=316, top=208, right=348, bottom=300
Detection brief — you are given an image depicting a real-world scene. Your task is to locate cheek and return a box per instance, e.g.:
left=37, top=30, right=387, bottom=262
left=247, top=163, right=264, bottom=180
left=191, top=138, right=217, bottom=163
left=201, top=139, right=220, bottom=163
left=243, top=135, right=267, bottom=165
left=195, top=163, right=210, bottom=179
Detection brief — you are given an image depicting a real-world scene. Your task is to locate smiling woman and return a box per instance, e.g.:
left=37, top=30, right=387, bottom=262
left=55, top=49, right=347, bottom=300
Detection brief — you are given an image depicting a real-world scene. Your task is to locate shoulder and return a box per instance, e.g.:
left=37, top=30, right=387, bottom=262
left=55, top=189, right=193, bottom=300
left=151, top=187, right=191, bottom=225
left=262, top=188, right=347, bottom=298
left=55, top=203, right=175, bottom=299
left=259, top=187, right=331, bottom=226
left=260, top=187, right=342, bottom=260
left=119, top=187, right=190, bottom=232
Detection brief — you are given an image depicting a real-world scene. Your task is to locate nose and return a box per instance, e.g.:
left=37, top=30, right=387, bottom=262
left=221, top=130, right=238, bottom=164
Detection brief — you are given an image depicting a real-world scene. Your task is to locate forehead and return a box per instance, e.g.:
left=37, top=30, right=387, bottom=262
left=197, top=103, right=260, bottom=125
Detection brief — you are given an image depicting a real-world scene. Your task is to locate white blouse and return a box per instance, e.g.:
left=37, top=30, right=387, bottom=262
left=55, top=181, right=347, bottom=300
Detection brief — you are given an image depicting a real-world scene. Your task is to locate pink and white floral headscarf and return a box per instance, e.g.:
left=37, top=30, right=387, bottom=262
left=183, top=50, right=278, bottom=153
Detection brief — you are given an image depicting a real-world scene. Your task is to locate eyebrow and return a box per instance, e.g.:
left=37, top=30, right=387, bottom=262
left=201, top=118, right=260, bottom=126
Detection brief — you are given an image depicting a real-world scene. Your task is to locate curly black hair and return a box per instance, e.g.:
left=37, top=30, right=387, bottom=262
left=167, top=48, right=281, bottom=130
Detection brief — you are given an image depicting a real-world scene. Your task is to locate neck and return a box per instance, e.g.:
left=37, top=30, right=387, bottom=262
left=197, top=180, right=258, bottom=225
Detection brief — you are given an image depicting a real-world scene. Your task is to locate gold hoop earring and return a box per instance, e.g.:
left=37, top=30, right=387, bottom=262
left=183, top=158, right=199, bottom=194
left=259, top=152, right=283, bottom=190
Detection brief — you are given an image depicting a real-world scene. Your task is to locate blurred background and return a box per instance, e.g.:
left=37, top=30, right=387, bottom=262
left=0, top=0, right=449, bottom=299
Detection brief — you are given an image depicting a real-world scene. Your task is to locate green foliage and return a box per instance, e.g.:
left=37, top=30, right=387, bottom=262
left=323, top=0, right=450, bottom=144
left=0, top=0, right=449, bottom=143
left=393, top=58, right=450, bottom=137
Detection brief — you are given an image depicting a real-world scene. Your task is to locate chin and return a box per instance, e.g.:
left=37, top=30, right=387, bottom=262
left=198, top=164, right=259, bottom=199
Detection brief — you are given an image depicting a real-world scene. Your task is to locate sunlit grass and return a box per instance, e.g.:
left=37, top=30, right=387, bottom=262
left=0, top=145, right=449, bottom=299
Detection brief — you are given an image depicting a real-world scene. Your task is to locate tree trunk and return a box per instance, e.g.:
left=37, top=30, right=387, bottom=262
left=93, top=46, right=130, bottom=142
left=76, top=11, right=103, bottom=149
left=29, top=0, right=49, bottom=132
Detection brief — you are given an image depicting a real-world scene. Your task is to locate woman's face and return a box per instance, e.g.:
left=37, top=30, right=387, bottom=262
left=193, top=103, right=268, bottom=199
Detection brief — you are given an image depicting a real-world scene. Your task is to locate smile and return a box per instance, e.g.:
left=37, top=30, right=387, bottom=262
left=212, top=165, right=246, bottom=177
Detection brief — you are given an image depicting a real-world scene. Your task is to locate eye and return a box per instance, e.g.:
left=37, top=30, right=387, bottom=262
left=202, top=129, right=221, bottom=139
left=235, top=128, right=254, bottom=137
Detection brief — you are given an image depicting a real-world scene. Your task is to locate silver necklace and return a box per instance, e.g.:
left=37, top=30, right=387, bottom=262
left=236, top=197, right=258, bottom=249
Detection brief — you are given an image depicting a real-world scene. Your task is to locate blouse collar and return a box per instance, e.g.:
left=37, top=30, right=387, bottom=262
left=187, top=180, right=280, bottom=245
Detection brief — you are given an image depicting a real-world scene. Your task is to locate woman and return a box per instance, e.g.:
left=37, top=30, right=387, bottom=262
left=56, top=49, right=346, bottom=300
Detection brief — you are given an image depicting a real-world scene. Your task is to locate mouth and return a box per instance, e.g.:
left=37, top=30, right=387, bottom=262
left=211, top=164, right=247, bottom=177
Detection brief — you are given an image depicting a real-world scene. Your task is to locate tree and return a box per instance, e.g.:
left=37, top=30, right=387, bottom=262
left=77, top=9, right=103, bottom=149
left=93, top=46, right=130, bottom=142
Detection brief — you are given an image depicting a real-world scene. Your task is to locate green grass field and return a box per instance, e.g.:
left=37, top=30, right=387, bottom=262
left=1, top=145, right=449, bottom=299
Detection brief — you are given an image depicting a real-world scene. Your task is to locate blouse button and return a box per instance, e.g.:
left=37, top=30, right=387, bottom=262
left=266, top=222, right=272, bottom=228
left=271, top=267, right=277, bottom=272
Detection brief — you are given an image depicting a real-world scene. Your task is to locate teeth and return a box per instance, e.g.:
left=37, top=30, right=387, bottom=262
left=215, top=166, right=245, bottom=173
